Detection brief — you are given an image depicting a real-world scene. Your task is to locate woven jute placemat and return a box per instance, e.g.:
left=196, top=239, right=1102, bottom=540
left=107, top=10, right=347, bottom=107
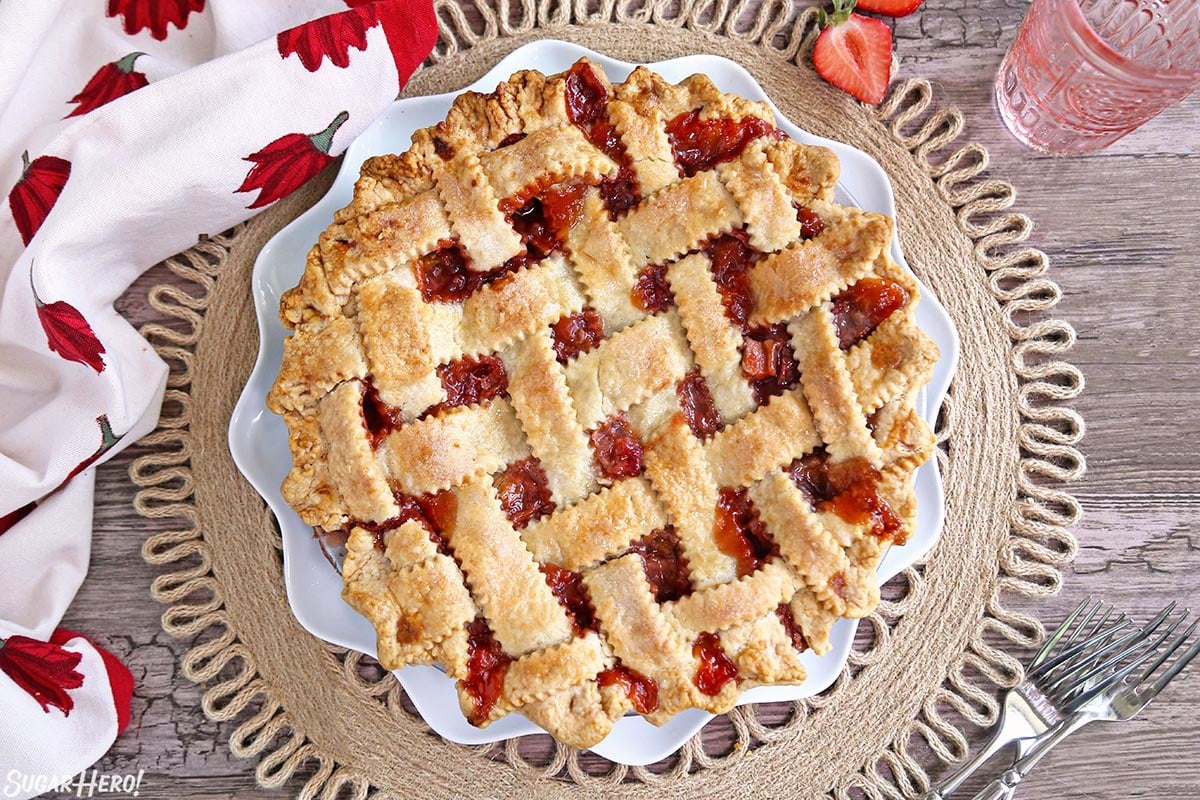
left=130, top=3, right=1086, bottom=797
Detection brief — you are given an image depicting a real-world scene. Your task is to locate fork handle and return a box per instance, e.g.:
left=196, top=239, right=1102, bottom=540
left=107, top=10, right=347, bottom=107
left=970, top=716, right=1091, bottom=800
left=922, top=712, right=1040, bottom=800
left=921, top=733, right=1015, bottom=800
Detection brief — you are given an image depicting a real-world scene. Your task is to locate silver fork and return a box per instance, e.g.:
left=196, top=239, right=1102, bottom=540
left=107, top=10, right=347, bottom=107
left=970, top=605, right=1200, bottom=800
left=923, top=598, right=1167, bottom=800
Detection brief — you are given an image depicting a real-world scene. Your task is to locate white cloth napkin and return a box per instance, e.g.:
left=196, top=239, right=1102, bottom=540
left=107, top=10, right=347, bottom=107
left=0, top=1, right=436, bottom=793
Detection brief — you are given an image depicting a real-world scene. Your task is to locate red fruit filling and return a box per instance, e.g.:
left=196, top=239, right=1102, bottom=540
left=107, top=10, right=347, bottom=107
left=494, top=457, right=555, bottom=529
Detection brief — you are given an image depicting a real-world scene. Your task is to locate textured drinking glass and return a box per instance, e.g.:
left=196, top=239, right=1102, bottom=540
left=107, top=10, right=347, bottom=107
left=995, top=0, right=1200, bottom=154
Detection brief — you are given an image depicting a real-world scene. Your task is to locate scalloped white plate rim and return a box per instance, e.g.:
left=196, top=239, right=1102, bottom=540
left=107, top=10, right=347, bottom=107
left=229, top=39, right=960, bottom=766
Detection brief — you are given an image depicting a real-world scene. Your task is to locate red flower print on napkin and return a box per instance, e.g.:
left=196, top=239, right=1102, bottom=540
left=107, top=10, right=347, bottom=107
left=51, top=630, right=135, bottom=734
left=67, top=52, right=149, bottom=118
left=66, top=416, right=121, bottom=481
left=278, top=0, right=437, bottom=92
left=0, top=417, right=120, bottom=538
left=351, top=0, right=438, bottom=91
left=236, top=111, right=348, bottom=209
left=8, top=152, right=71, bottom=246
left=277, top=4, right=377, bottom=72
left=0, top=502, right=35, bottom=536
left=106, top=0, right=204, bottom=41
left=0, top=634, right=85, bottom=716
left=32, top=270, right=107, bottom=374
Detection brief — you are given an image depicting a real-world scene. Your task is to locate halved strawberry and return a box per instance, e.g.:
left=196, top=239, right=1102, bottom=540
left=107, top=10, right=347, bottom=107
left=813, top=0, right=894, bottom=105
left=854, top=0, right=925, bottom=17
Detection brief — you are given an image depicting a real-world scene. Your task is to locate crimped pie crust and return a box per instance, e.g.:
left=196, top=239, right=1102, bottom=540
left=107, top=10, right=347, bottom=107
left=266, top=58, right=938, bottom=749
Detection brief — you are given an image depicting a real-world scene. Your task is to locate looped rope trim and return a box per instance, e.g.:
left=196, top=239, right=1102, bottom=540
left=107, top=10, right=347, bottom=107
left=132, top=4, right=1084, bottom=796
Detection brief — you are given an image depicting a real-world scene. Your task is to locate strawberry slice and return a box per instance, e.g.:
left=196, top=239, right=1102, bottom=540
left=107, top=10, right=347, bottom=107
left=813, top=0, right=894, bottom=105
left=854, top=0, right=925, bottom=16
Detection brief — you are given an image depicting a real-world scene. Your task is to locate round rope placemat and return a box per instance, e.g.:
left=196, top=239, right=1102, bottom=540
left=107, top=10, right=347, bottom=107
left=131, top=4, right=1085, bottom=797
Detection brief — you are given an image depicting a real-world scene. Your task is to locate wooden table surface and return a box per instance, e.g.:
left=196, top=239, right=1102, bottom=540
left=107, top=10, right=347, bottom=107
left=69, top=2, right=1200, bottom=798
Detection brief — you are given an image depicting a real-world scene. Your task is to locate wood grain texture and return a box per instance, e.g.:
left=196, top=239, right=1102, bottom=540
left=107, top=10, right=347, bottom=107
left=64, top=1, right=1200, bottom=797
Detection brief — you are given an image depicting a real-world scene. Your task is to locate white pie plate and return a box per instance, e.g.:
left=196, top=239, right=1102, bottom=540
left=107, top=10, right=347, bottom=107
left=229, top=39, right=960, bottom=766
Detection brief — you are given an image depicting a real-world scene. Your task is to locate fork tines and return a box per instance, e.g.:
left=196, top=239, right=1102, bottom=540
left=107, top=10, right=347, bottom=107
left=1056, top=606, right=1189, bottom=702
left=1029, top=598, right=1200, bottom=711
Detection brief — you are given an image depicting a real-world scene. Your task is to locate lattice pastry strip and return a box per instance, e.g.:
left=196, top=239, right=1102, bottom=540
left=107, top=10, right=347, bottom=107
left=388, top=554, right=476, bottom=648
left=564, top=191, right=643, bottom=331
left=618, top=170, right=743, bottom=270
left=876, top=463, right=923, bottom=542
left=704, top=389, right=821, bottom=489
left=269, top=316, right=367, bottom=413
left=584, top=554, right=741, bottom=722
left=458, top=254, right=587, bottom=355
left=643, top=415, right=738, bottom=588
left=747, top=204, right=892, bottom=327
left=750, top=471, right=879, bottom=617
left=478, top=124, right=618, bottom=200
left=564, top=312, right=693, bottom=430
left=269, top=57, right=940, bottom=750
left=873, top=401, right=938, bottom=473
left=608, top=98, right=677, bottom=197
left=766, top=138, right=840, bottom=205
left=791, top=309, right=886, bottom=468
left=343, top=522, right=474, bottom=668
left=278, top=412, right=347, bottom=532
left=500, top=633, right=607, bottom=709
left=319, top=381, right=399, bottom=523
left=319, top=192, right=451, bottom=311
left=434, top=150, right=524, bottom=271
left=521, top=477, right=666, bottom=571
left=521, top=682, right=623, bottom=750
left=502, top=330, right=598, bottom=506
left=380, top=400, right=529, bottom=497
left=717, top=139, right=804, bottom=252
left=422, top=68, right=569, bottom=152
left=666, top=559, right=796, bottom=634
left=789, top=585, right=839, bottom=655
left=449, top=478, right=574, bottom=656
left=720, top=613, right=808, bottom=686
left=616, top=68, right=775, bottom=126
left=846, top=307, right=937, bottom=417
left=356, top=273, right=446, bottom=418
left=379, top=519, right=438, bottom=567
left=667, top=253, right=755, bottom=423
left=843, top=257, right=939, bottom=416
left=584, top=554, right=693, bottom=683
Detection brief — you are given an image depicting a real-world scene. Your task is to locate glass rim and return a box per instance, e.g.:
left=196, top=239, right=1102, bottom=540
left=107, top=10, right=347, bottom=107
left=1059, top=0, right=1200, bottom=84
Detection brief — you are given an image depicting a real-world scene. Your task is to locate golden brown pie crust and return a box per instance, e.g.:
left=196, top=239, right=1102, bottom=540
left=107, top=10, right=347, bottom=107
left=266, top=58, right=938, bottom=749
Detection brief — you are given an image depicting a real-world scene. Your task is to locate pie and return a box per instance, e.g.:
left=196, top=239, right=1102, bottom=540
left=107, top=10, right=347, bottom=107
left=266, top=58, right=939, bottom=749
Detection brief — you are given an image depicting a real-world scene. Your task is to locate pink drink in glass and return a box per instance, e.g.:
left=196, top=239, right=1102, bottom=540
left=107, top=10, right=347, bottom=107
left=996, top=0, right=1200, bottom=155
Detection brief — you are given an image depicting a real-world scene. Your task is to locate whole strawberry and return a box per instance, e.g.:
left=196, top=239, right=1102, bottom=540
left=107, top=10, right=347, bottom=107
left=813, top=0, right=894, bottom=105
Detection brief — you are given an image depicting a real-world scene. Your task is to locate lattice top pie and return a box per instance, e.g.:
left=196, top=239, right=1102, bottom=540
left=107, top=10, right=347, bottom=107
left=266, top=58, right=938, bottom=749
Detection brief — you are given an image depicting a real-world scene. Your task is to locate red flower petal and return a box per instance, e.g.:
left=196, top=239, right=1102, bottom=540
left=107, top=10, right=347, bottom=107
left=0, top=635, right=85, bottom=716
left=67, top=53, right=149, bottom=118
left=52, top=629, right=135, bottom=735
left=30, top=266, right=107, bottom=374
left=0, top=502, right=35, bottom=536
left=8, top=153, right=71, bottom=246
left=34, top=295, right=106, bottom=373
left=369, top=0, right=439, bottom=92
left=278, top=5, right=376, bottom=72
left=236, top=112, right=348, bottom=209
left=106, top=0, right=205, bottom=41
